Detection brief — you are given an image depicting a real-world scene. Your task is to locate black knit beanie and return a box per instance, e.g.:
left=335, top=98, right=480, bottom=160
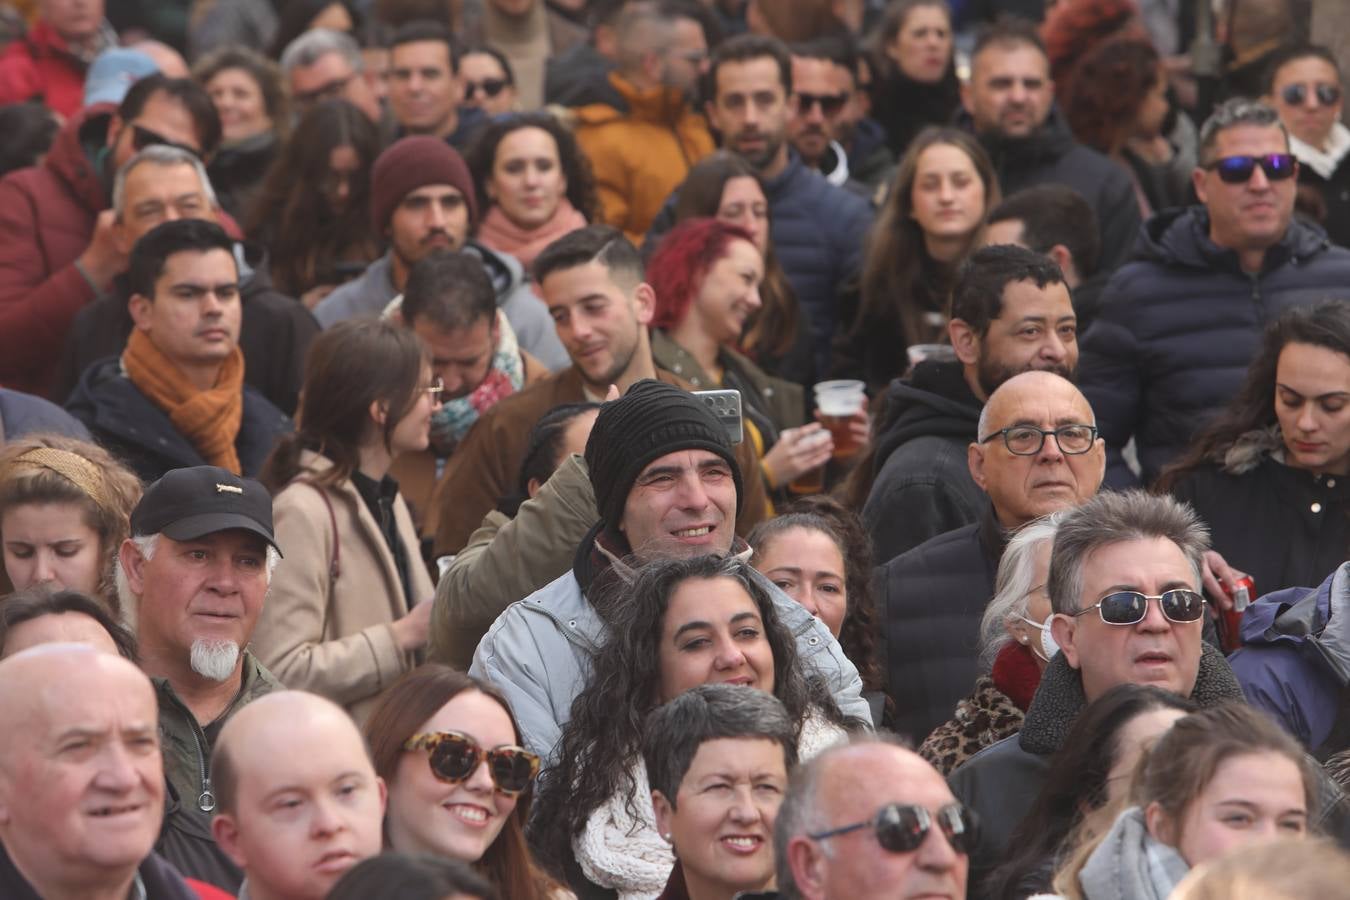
left=584, top=380, right=743, bottom=533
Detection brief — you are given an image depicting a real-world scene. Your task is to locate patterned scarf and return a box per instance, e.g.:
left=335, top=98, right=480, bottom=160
left=122, top=328, right=245, bottom=473
left=428, top=310, right=525, bottom=455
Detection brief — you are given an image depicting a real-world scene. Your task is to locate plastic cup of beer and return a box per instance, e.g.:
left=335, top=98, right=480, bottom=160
left=814, top=380, right=866, bottom=459
left=787, top=429, right=833, bottom=495
left=906, top=343, right=958, bottom=370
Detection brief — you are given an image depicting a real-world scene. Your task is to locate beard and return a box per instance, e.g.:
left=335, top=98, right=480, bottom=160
left=190, top=639, right=241, bottom=682
left=978, top=357, right=1075, bottom=399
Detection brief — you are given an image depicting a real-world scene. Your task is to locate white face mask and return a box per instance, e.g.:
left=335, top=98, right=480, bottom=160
left=1016, top=613, right=1060, bottom=662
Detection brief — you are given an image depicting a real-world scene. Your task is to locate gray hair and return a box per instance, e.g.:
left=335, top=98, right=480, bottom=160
left=977, top=513, right=1062, bottom=670
left=1047, top=490, right=1209, bottom=615
left=115, top=532, right=281, bottom=623
left=111, top=145, right=218, bottom=218
left=773, top=731, right=911, bottom=898
left=280, top=28, right=363, bottom=77
left=1198, top=97, right=1288, bottom=166
left=641, top=683, right=798, bottom=807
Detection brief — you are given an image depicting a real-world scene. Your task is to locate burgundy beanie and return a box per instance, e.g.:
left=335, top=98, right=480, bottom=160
left=369, top=136, right=478, bottom=233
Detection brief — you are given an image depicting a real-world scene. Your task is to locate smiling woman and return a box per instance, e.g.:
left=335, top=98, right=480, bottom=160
left=1160, top=300, right=1350, bottom=596
left=530, top=555, right=850, bottom=898
left=646, top=219, right=818, bottom=499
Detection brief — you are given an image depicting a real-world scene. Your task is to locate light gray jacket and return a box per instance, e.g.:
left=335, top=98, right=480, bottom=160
left=311, top=243, right=568, bottom=370
left=470, top=549, right=872, bottom=764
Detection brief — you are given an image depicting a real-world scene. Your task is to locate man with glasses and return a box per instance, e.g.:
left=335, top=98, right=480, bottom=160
left=777, top=734, right=970, bottom=900
left=56, top=144, right=319, bottom=417
left=1079, top=97, right=1350, bottom=488
left=1264, top=44, right=1350, bottom=248
left=877, top=370, right=1105, bottom=743
left=0, top=72, right=220, bottom=398
left=961, top=18, right=1140, bottom=272
left=949, top=490, right=1254, bottom=897
left=787, top=36, right=893, bottom=200
left=571, top=1, right=713, bottom=245
left=210, top=692, right=385, bottom=900
left=280, top=28, right=383, bottom=127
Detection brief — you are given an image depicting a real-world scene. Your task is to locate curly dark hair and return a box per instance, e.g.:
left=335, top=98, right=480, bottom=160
left=1156, top=300, right=1350, bottom=492
left=1063, top=35, right=1161, bottom=154
left=748, top=496, right=886, bottom=703
left=463, top=111, right=599, bottom=225
left=528, top=555, right=848, bottom=877
left=245, top=98, right=381, bottom=296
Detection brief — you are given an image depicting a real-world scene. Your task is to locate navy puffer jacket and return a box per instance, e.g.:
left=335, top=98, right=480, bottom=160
left=1077, top=206, right=1350, bottom=487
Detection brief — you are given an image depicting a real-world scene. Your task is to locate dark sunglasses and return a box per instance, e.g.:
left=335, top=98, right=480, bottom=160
left=808, top=802, right=978, bottom=855
left=1072, top=589, right=1206, bottom=626
left=403, top=731, right=540, bottom=795
left=795, top=91, right=850, bottom=117
left=1281, top=82, right=1342, bottom=107
left=464, top=78, right=509, bottom=101
left=1207, top=153, right=1297, bottom=184
left=131, top=124, right=200, bottom=158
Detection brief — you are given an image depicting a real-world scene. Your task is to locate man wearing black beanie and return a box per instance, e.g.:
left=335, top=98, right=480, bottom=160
left=468, top=378, right=871, bottom=766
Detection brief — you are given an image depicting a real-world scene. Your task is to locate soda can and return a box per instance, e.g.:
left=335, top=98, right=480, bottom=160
left=1219, top=575, right=1256, bottom=653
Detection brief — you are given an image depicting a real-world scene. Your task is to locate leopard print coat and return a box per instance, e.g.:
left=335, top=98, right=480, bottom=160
left=918, top=676, right=1026, bottom=776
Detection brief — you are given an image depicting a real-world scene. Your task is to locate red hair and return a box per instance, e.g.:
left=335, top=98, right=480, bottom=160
left=1063, top=35, right=1161, bottom=153
left=1040, top=0, right=1146, bottom=105
left=646, top=218, right=757, bottom=330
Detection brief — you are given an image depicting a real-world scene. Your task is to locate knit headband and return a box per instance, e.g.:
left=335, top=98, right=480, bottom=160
left=5, top=448, right=107, bottom=507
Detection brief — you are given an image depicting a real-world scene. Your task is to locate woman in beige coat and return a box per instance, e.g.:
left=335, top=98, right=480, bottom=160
left=256, top=319, right=439, bottom=720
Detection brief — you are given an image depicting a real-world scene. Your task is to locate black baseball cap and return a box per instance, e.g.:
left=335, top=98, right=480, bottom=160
left=131, top=466, right=281, bottom=555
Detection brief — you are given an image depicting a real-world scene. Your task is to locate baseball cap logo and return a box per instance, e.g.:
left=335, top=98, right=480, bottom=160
left=216, top=483, right=244, bottom=494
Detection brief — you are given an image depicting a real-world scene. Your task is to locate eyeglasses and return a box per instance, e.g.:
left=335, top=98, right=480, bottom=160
left=403, top=731, right=540, bottom=795
left=979, top=424, right=1098, bottom=456
left=1206, top=153, right=1297, bottom=184
left=1071, top=589, right=1206, bottom=626
left=795, top=91, right=850, bottom=117
left=130, top=124, right=200, bottom=158
left=808, top=802, right=978, bottom=855
left=464, top=77, right=509, bottom=101
left=423, top=378, right=445, bottom=402
left=293, top=71, right=357, bottom=105
left=1281, top=82, right=1342, bottom=107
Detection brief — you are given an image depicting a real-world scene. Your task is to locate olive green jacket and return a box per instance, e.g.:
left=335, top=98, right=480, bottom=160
left=154, top=651, right=281, bottom=894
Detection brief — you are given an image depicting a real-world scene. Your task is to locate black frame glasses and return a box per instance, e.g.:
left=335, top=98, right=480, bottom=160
left=1281, top=82, right=1342, bottom=107
left=403, top=731, right=540, bottom=795
left=1072, top=589, right=1206, bottom=626
left=293, top=70, right=358, bottom=106
left=1206, top=153, right=1297, bottom=184
left=795, top=91, right=850, bottom=117
left=808, top=802, right=978, bottom=855
left=979, top=424, right=1098, bottom=456
left=464, top=77, right=509, bottom=100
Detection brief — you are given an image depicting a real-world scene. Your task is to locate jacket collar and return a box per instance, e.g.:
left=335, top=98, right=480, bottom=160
left=1017, top=643, right=1246, bottom=756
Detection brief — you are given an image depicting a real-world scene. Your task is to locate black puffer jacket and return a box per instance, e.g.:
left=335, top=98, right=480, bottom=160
left=876, top=506, right=1005, bottom=743
left=863, top=360, right=985, bottom=565
left=1078, top=207, right=1350, bottom=487
left=1169, top=435, right=1350, bottom=597
left=949, top=646, right=1248, bottom=900
left=969, top=108, right=1142, bottom=272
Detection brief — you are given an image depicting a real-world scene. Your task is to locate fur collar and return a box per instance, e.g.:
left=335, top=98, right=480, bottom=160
left=1221, top=425, right=1285, bottom=474
left=1017, top=643, right=1245, bottom=756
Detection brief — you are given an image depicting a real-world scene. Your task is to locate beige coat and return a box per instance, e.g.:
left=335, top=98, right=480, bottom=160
left=253, top=450, right=433, bottom=721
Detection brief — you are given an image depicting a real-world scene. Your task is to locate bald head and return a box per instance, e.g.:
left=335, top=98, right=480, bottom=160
left=0, top=645, right=163, bottom=897
left=211, top=691, right=385, bottom=900
left=970, top=371, right=1104, bottom=529
left=782, top=739, right=968, bottom=900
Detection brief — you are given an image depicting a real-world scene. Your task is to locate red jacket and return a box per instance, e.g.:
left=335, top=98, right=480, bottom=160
left=0, top=103, right=114, bottom=396
left=0, top=19, right=89, bottom=117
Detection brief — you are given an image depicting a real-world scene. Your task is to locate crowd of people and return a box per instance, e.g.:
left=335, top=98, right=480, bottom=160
left=3, top=0, right=1350, bottom=897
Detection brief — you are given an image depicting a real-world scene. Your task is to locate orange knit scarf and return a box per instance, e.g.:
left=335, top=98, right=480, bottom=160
left=122, top=329, right=245, bottom=473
